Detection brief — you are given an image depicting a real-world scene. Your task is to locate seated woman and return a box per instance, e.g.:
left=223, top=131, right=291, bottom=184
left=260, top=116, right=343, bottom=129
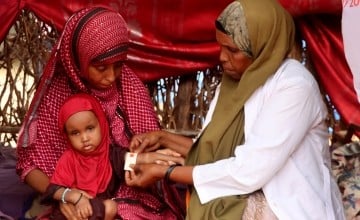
left=16, top=7, right=185, bottom=220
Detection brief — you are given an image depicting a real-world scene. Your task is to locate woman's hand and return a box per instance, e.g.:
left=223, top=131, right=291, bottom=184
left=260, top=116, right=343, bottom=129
left=125, top=163, right=167, bottom=188
left=156, top=148, right=181, bottom=157
left=129, top=130, right=163, bottom=153
left=130, top=130, right=193, bottom=157
left=137, top=151, right=184, bottom=165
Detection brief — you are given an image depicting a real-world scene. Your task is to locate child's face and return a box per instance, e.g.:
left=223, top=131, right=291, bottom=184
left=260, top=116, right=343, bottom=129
left=64, top=110, right=102, bottom=154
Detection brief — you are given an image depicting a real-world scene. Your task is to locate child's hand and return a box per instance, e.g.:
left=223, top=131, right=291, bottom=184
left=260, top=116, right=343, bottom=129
left=57, top=188, right=93, bottom=219
left=71, top=188, right=93, bottom=199
left=75, top=194, right=93, bottom=219
left=59, top=203, right=78, bottom=220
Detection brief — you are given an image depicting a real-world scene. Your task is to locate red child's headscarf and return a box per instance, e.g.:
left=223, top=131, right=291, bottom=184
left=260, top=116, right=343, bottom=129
left=51, top=93, right=112, bottom=197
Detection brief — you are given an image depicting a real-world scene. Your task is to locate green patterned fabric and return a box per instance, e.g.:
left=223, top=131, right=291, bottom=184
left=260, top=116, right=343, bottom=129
left=332, top=142, right=360, bottom=219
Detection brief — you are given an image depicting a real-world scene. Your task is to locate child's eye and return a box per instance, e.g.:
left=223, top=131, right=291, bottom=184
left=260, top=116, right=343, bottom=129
left=70, top=131, right=79, bottom=136
left=87, top=126, right=94, bottom=131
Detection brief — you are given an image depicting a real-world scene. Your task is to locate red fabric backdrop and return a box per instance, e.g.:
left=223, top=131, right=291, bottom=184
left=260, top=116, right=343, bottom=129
left=1, top=0, right=359, bottom=132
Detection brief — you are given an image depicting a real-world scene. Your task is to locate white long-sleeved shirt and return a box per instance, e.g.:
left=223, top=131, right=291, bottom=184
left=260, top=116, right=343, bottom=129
left=193, top=59, right=345, bottom=220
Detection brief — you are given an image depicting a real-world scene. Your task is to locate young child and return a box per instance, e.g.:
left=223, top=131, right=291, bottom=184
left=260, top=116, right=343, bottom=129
left=43, top=93, right=117, bottom=220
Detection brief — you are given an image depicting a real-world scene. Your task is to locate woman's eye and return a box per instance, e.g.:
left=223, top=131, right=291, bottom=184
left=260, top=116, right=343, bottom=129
left=227, top=46, right=239, bottom=53
left=95, top=65, right=106, bottom=72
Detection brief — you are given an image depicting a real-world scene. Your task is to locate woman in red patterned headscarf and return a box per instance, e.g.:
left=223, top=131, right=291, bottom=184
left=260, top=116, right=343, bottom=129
left=16, top=7, right=185, bottom=220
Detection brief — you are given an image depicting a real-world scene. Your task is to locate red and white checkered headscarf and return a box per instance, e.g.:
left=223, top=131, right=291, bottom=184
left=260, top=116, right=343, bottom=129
left=16, top=7, right=159, bottom=179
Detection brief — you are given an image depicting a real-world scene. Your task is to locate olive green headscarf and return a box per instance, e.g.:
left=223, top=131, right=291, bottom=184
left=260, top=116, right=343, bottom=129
left=185, top=0, right=295, bottom=219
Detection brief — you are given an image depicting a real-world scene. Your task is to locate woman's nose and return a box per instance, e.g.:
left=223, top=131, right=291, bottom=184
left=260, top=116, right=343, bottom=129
left=106, top=65, right=120, bottom=83
left=106, top=71, right=116, bottom=83
left=219, top=48, right=228, bottom=62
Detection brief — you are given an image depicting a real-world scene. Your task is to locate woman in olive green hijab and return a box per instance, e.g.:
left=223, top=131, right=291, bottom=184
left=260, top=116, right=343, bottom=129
left=125, top=0, right=345, bottom=219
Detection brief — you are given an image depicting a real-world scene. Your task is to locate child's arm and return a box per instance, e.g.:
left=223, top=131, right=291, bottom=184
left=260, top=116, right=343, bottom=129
left=110, top=144, right=127, bottom=179
left=41, top=183, right=62, bottom=205
left=53, top=187, right=93, bottom=218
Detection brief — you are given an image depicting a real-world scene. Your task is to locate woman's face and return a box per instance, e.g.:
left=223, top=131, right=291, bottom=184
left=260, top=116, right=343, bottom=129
left=216, top=29, right=253, bottom=80
left=87, top=61, right=123, bottom=89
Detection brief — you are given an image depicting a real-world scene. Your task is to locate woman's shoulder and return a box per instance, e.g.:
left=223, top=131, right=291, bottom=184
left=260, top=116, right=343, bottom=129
left=278, top=58, right=308, bottom=75
left=274, top=58, right=318, bottom=87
